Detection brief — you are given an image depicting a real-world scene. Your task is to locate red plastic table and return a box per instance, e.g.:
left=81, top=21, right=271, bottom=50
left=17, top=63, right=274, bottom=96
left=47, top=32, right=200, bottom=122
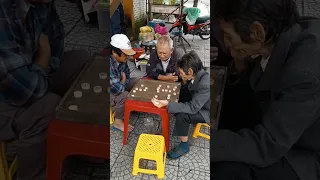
left=46, top=119, right=109, bottom=180
left=123, top=99, right=170, bottom=152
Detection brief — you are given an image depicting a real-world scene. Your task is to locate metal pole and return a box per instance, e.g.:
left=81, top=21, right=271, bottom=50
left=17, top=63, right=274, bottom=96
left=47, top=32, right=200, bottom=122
left=149, top=0, right=153, bottom=20
left=193, top=0, right=198, bottom=7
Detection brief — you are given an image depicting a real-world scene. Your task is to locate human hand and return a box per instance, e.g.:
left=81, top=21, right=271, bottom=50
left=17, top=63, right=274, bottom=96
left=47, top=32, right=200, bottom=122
left=166, top=72, right=179, bottom=82
left=151, top=98, right=169, bottom=108
left=211, top=46, right=218, bottom=61
left=36, top=34, right=51, bottom=68
left=181, top=76, right=189, bottom=85
left=121, top=72, right=127, bottom=83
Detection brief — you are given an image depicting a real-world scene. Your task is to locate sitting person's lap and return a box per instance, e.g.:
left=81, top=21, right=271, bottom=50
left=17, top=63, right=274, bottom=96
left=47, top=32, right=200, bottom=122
left=110, top=77, right=139, bottom=119
left=0, top=49, right=90, bottom=179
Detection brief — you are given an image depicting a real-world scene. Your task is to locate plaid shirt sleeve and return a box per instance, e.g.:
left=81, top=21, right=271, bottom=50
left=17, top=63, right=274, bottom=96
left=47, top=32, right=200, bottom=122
left=0, top=34, right=51, bottom=106
left=0, top=4, right=62, bottom=106
left=43, top=3, right=65, bottom=75
left=110, top=58, right=125, bottom=95
left=124, top=62, right=131, bottom=84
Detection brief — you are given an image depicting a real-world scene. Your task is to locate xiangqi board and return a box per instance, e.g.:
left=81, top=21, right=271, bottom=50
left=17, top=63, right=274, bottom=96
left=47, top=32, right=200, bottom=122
left=55, top=54, right=109, bottom=126
left=127, top=79, right=181, bottom=103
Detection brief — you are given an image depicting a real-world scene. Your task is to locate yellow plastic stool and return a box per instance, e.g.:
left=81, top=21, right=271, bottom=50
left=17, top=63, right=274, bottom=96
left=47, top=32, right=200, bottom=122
left=193, top=123, right=210, bottom=140
left=0, top=142, right=18, bottom=180
left=110, top=108, right=115, bottom=125
left=132, top=134, right=166, bottom=178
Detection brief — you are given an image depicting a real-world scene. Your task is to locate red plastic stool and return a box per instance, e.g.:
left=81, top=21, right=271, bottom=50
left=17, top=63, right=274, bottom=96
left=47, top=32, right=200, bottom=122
left=123, top=99, right=170, bottom=152
left=133, top=48, right=144, bottom=62
left=46, top=119, right=109, bottom=180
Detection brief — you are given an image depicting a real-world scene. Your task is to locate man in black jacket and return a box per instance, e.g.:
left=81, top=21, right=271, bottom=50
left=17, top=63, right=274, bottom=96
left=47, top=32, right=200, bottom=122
left=211, top=0, right=320, bottom=180
left=146, top=35, right=184, bottom=82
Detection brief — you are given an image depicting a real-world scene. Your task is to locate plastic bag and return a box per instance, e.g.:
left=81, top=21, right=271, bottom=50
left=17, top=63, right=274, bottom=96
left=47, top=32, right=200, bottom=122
left=140, top=26, right=152, bottom=33
left=155, top=24, right=168, bottom=35
left=139, top=32, right=154, bottom=42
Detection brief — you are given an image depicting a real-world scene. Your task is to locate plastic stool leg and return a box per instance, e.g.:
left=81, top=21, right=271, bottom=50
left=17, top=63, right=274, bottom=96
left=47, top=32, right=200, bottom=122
left=132, top=156, right=140, bottom=175
left=193, top=123, right=202, bottom=138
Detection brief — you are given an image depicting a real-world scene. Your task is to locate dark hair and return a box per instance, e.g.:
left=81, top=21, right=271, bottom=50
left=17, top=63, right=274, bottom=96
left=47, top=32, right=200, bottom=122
left=111, top=45, right=122, bottom=57
left=215, top=0, right=300, bottom=43
left=177, top=50, right=204, bottom=75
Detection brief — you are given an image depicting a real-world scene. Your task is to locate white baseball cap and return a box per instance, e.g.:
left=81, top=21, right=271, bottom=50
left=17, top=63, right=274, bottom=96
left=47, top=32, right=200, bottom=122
left=110, top=34, right=136, bottom=56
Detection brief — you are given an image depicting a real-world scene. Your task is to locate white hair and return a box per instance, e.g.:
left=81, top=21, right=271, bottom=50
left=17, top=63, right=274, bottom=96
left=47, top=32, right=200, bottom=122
left=156, top=35, right=174, bottom=49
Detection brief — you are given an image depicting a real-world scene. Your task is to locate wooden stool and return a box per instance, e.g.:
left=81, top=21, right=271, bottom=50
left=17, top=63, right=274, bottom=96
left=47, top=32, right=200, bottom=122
left=132, top=134, right=166, bottom=178
left=193, top=123, right=210, bottom=140
left=0, top=142, right=17, bottom=180
left=123, top=99, right=170, bottom=152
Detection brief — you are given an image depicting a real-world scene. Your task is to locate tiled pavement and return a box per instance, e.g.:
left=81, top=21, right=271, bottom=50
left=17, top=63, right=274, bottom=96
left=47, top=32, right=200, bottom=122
left=110, top=113, right=210, bottom=180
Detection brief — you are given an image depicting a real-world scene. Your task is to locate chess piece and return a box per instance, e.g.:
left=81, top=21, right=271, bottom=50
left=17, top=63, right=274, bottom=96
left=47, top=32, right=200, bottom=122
left=93, top=86, right=102, bottom=93
left=99, top=72, right=108, bottom=79
left=81, top=83, right=90, bottom=90
left=68, top=105, right=78, bottom=111
left=74, top=91, right=82, bottom=98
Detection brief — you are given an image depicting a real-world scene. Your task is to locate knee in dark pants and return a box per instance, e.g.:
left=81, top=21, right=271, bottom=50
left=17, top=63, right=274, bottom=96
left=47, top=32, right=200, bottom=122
left=16, top=93, right=61, bottom=142
left=175, top=113, right=190, bottom=124
left=211, top=162, right=253, bottom=180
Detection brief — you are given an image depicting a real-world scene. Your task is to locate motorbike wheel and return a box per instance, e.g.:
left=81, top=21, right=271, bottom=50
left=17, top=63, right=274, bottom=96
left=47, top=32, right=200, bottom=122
left=199, top=24, right=210, bottom=40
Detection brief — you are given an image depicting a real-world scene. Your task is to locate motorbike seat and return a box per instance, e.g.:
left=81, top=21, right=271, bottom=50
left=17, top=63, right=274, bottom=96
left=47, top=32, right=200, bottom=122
left=195, top=15, right=210, bottom=24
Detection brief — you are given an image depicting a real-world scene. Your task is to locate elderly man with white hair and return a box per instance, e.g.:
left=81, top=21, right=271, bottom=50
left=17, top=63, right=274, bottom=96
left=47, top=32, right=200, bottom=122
left=146, top=35, right=184, bottom=82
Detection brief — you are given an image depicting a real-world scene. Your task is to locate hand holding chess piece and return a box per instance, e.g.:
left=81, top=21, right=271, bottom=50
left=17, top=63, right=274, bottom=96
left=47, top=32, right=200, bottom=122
left=166, top=72, right=179, bottom=82
left=151, top=98, right=169, bottom=108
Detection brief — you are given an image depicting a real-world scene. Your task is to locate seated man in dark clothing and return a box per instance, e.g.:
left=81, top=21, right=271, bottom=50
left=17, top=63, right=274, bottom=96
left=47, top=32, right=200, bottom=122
left=0, top=1, right=89, bottom=179
left=110, top=34, right=138, bottom=132
left=146, top=35, right=184, bottom=82
left=211, top=1, right=320, bottom=180
left=152, top=51, right=210, bottom=159
left=211, top=16, right=259, bottom=131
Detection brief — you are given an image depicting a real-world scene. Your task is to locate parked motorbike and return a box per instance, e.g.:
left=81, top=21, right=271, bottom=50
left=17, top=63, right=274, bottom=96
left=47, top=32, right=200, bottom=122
left=169, top=12, right=210, bottom=40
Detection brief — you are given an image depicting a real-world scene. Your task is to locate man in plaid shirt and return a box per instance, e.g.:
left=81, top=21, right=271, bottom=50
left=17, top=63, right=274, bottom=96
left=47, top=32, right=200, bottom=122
left=110, top=34, right=137, bottom=131
left=0, top=0, right=89, bottom=179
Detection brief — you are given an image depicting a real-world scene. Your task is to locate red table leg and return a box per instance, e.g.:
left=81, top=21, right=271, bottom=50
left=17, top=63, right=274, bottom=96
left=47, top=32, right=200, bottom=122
left=160, top=112, right=170, bottom=152
left=47, top=135, right=65, bottom=180
left=122, top=100, right=170, bottom=152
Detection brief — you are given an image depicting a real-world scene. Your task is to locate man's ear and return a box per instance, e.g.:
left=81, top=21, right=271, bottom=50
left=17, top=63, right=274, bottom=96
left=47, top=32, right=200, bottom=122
left=250, top=21, right=266, bottom=43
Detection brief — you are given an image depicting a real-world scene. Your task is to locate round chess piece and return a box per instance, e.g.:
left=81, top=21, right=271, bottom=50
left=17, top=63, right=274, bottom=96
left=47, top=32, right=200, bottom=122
left=68, top=105, right=78, bottom=111
left=74, top=91, right=82, bottom=98
left=81, top=83, right=90, bottom=90
left=93, top=86, right=102, bottom=93
left=99, top=72, right=108, bottom=79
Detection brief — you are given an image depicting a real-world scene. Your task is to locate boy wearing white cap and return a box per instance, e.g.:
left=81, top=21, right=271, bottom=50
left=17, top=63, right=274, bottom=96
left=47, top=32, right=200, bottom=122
left=110, top=34, right=137, bottom=131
